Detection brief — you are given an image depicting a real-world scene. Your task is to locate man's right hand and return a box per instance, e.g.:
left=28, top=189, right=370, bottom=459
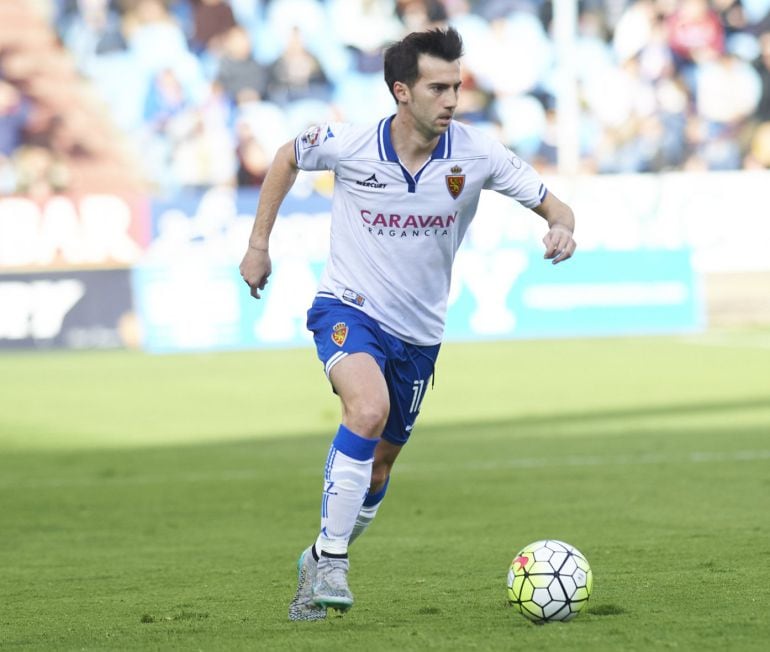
left=239, top=246, right=272, bottom=299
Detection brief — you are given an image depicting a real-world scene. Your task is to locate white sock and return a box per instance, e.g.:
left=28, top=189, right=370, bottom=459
left=348, top=503, right=381, bottom=546
left=315, top=425, right=378, bottom=557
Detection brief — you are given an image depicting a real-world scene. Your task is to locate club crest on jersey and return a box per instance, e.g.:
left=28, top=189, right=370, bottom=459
left=331, top=322, right=348, bottom=347
left=446, top=165, right=465, bottom=199
left=300, top=125, right=322, bottom=149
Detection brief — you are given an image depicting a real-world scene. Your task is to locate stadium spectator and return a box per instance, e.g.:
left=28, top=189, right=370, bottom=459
left=327, top=0, right=402, bottom=73
left=190, top=0, right=237, bottom=54
left=60, top=0, right=127, bottom=71
left=215, top=25, right=269, bottom=104
left=713, top=0, right=750, bottom=37
left=695, top=49, right=762, bottom=126
left=453, top=66, right=495, bottom=124
left=265, top=26, right=332, bottom=105
left=165, top=80, right=235, bottom=188
left=143, top=67, right=191, bottom=131
left=121, top=0, right=207, bottom=102
left=329, top=0, right=402, bottom=51
left=463, top=5, right=552, bottom=97
left=613, top=0, right=658, bottom=65
left=691, top=48, right=762, bottom=169
left=666, top=0, right=725, bottom=69
left=234, top=119, right=269, bottom=187
left=233, top=91, right=291, bottom=152
left=395, top=0, right=449, bottom=30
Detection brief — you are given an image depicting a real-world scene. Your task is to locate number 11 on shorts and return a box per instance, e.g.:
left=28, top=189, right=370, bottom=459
left=410, top=379, right=426, bottom=414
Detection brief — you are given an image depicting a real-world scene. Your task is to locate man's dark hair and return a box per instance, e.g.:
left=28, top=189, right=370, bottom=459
left=383, top=28, right=464, bottom=102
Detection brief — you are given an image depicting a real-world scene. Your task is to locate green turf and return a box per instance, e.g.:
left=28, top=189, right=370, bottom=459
left=1, top=332, right=769, bottom=651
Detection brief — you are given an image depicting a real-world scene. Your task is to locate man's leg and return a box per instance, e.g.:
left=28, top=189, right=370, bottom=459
left=309, top=353, right=389, bottom=612
left=291, top=298, right=391, bottom=621
left=349, top=337, right=439, bottom=548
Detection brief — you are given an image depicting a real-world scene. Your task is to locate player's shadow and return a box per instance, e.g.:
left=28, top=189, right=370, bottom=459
left=418, top=394, right=770, bottom=436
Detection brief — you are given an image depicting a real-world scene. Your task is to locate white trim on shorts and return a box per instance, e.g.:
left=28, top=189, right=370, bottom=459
left=324, top=350, right=349, bottom=378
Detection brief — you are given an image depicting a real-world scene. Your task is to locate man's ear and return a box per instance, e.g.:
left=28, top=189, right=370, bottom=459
left=393, top=81, right=410, bottom=104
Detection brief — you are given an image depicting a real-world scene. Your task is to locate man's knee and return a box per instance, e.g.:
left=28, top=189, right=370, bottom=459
left=346, top=399, right=389, bottom=438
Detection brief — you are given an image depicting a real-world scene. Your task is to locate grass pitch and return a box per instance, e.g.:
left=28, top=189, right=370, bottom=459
left=1, top=332, right=769, bottom=651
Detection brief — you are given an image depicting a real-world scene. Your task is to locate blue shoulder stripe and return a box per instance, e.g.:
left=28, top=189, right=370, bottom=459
left=381, top=115, right=398, bottom=162
left=377, top=117, right=389, bottom=161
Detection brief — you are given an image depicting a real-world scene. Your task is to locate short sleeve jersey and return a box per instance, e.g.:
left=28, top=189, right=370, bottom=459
left=294, top=115, right=547, bottom=346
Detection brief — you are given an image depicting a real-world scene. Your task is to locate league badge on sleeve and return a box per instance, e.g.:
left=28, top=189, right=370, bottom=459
left=446, top=165, right=465, bottom=199
left=331, top=322, right=348, bottom=347
left=300, top=125, right=323, bottom=150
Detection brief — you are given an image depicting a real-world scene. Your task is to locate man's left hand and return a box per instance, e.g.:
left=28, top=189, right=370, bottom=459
left=543, top=224, right=576, bottom=265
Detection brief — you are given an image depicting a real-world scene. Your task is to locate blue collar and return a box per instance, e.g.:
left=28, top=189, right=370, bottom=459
left=377, top=115, right=451, bottom=162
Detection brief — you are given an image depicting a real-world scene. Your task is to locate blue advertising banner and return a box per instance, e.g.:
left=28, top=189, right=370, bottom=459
left=445, top=248, right=702, bottom=341
left=132, top=261, right=324, bottom=352
left=132, top=249, right=701, bottom=353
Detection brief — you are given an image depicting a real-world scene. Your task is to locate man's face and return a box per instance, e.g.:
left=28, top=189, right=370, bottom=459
left=400, top=54, right=462, bottom=138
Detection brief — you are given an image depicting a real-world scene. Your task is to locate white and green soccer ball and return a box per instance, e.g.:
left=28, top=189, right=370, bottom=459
left=506, top=539, right=593, bottom=623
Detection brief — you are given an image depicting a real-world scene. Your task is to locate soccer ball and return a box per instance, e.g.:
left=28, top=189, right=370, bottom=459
left=506, top=539, right=593, bottom=623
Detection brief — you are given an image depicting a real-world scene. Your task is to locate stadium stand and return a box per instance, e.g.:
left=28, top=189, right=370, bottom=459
left=1, top=0, right=770, bottom=195
left=0, top=0, right=146, bottom=196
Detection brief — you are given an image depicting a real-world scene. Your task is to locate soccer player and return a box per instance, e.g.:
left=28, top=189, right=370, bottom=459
left=239, top=27, right=576, bottom=621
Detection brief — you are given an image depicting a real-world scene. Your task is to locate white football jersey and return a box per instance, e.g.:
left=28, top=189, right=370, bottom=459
left=294, top=116, right=547, bottom=345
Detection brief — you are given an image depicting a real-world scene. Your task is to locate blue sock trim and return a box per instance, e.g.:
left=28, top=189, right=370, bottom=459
left=333, top=424, right=378, bottom=461
left=363, top=476, right=389, bottom=507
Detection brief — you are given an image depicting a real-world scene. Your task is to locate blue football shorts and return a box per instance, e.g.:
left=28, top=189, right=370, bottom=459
left=306, top=295, right=440, bottom=447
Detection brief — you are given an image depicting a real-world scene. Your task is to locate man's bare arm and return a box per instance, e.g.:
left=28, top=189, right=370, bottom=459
left=532, top=192, right=576, bottom=265
left=239, top=140, right=299, bottom=298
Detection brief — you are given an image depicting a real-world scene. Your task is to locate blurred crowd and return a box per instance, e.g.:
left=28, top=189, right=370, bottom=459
left=2, top=0, right=770, bottom=196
